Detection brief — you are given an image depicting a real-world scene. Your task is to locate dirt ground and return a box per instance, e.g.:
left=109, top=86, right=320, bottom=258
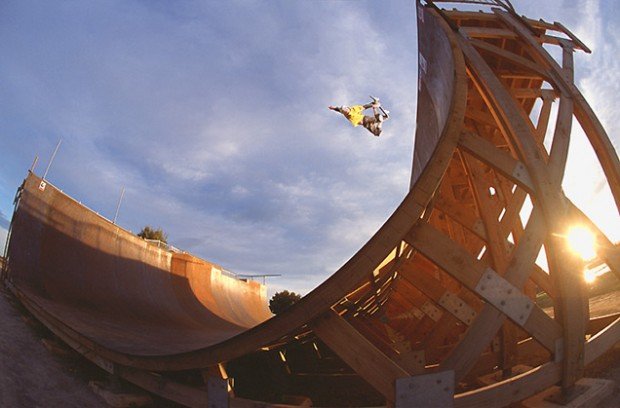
left=0, top=287, right=106, bottom=407
left=1, top=285, right=619, bottom=407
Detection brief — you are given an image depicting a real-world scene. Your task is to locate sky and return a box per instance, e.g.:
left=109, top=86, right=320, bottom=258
left=1, top=0, right=619, bottom=297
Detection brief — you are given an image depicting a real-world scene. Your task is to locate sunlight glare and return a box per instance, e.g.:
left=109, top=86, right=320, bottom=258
left=566, top=225, right=597, bottom=262
left=584, top=268, right=597, bottom=283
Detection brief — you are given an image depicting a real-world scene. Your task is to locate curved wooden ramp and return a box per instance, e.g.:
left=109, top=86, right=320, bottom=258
left=3, top=1, right=620, bottom=406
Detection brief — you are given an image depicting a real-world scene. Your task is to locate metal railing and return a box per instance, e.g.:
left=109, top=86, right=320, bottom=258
left=143, top=239, right=183, bottom=253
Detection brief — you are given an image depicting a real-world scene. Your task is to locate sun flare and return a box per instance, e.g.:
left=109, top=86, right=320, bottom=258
left=584, top=268, right=597, bottom=284
left=566, top=225, right=597, bottom=262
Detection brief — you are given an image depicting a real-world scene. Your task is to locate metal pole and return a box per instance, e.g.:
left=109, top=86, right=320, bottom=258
left=113, top=186, right=126, bottom=224
left=29, top=155, right=39, bottom=173
left=42, top=138, right=62, bottom=180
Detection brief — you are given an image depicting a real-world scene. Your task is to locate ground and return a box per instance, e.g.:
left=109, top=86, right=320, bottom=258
left=0, top=285, right=618, bottom=407
left=0, top=287, right=106, bottom=407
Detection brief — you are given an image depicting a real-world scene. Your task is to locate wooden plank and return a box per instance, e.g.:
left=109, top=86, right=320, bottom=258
left=530, top=264, right=554, bottom=298
left=442, top=10, right=559, bottom=33
left=511, top=88, right=557, bottom=100
left=584, top=316, right=620, bottom=365
left=406, top=223, right=483, bottom=289
left=465, top=108, right=499, bottom=128
left=435, top=193, right=487, bottom=241
left=466, top=337, right=551, bottom=381
left=546, top=48, right=574, bottom=185
left=461, top=27, right=518, bottom=40
left=535, top=92, right=554, bottom=141
left=553, top=21, right=591, bottom=54
left=469, top=38, right=550, bottom=80
left=311, top=309, right=409, bottom=403
left=548, top=93, right=574, bottom=185
left=454, top=362, right=561, bottom=408
left=458, top=131, right=534, bottom=192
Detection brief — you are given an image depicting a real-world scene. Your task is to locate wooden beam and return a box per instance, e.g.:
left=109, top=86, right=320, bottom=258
left=547, top=64, right=574, bottom=185
left=458, top=131, right=534, bottom=192
left=553, top=21, right=591, bottom=54
left=584, top=316, right=620, bottom=365
left=535, top=92, right=554, bottom=141
left=454, top=362, right=561, bottom=408
left=399, top=261, right=477, bottom=326
left=469, top=38, right=550, bottom=80
left=436, top=196, right=486, bottom=238
left=311, top=309, right=409, bottom=403
left=465, top=108, right=499, bottom=128
left=461, top=27, right=518, bottom=40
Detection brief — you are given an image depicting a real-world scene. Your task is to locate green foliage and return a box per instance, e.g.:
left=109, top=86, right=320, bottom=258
left=137, top=226, right=168, bottom=244
left=269, top=290, right=301, bottom=315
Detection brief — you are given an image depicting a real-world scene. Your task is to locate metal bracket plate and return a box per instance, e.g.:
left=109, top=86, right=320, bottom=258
left=438, top=291, right=477, bottom=325
left=421, top=301, right=443, bottom=322
left=511, top=162, right=534, bottom=190
left=475, top=268, right=534, bottom=326
left=395, top=307, right=425, bottom=321
left=396, top=370, right=455, bottom=408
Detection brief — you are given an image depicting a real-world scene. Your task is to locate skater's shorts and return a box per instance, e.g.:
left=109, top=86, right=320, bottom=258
left=347, top=105, right=365, bottom=126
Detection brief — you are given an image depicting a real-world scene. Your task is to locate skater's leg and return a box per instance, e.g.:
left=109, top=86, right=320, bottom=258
left=362, top=115, right=381, bottom=136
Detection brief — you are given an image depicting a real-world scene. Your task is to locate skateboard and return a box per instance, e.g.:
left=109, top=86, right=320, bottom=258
left=369, top=95, right=389, bottom=117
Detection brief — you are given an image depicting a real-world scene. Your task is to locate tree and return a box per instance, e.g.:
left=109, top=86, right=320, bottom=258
left=269, top=290, right=301, bottom=315
left=137, top=226, right=168, bottom=244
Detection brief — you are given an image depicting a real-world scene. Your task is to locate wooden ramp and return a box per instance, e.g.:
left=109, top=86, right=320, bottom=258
left=3, top=1, right=620, bottom=406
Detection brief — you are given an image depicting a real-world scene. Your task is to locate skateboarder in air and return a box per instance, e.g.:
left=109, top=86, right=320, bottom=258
left=328, top=96, right=390, bottom=137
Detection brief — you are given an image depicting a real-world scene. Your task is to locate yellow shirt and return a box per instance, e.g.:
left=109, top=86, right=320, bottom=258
left=346, top=105, right=365, bottom=126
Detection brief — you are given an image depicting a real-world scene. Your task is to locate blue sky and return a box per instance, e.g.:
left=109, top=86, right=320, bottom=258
left=1, top=1, right=619, bottom=296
